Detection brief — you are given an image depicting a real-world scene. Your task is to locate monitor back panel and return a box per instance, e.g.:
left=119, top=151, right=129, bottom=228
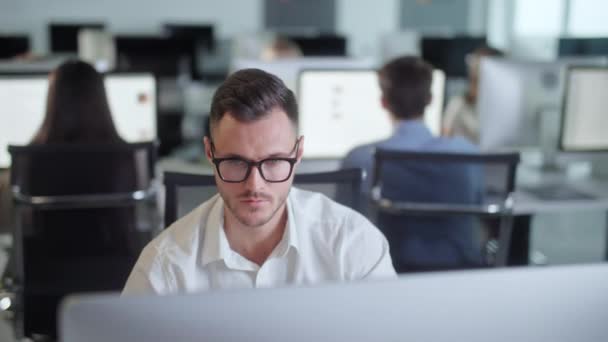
left=61, top=264, right=608, bottom=342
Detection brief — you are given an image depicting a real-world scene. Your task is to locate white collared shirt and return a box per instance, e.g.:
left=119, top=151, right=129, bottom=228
left=123, top=188, right=396, bottom=294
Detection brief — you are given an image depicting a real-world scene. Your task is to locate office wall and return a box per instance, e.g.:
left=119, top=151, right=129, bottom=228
left=336, top=0, right=399, bottom=58
left=265, top=0, right=336, bottom=33
left=400, top=0, right=467, bottom=34
left=567, top=0, right=608, bottom=36
left=0, top=0, right=489, bottom=58
left=0, top=0, right=262, bottom=53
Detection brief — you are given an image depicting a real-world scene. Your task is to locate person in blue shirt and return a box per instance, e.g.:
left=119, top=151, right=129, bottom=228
left=340, top=56, right=483, bottom=272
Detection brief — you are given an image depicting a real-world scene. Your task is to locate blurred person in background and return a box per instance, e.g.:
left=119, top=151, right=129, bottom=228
left=442, top=46, right=504, bottom=144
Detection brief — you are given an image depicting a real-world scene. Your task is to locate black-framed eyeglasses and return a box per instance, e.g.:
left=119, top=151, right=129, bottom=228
left=210, top=139, right=300, bottom=183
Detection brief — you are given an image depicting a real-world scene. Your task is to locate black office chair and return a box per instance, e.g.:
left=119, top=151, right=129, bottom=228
left=6, top=142, right=158, bottom=338
left=371, top=149, right=520, bottom=273
left=163, top=168, right=364, bottom=228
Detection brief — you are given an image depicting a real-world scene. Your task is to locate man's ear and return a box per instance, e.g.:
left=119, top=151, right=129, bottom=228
left=380, top=95, right=389, bottom=111
left=203, top=136, right=213, bottom=163
left=296, top=135, right=304, bottom=164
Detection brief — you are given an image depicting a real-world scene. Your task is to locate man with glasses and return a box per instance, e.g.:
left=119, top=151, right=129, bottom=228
left=123, top=69, right=396, bottom=294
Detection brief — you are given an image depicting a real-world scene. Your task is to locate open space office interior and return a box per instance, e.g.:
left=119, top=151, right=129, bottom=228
left=1, top=0, right=607, bottom=341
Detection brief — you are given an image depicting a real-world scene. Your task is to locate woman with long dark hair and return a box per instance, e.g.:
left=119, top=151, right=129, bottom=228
left=32, top=59, right=123, bottom=144
left=7, top=60, right=143, bottom=337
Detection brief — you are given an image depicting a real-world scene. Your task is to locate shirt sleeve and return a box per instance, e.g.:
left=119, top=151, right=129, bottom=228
left=122, top=244, right=172, bottom=295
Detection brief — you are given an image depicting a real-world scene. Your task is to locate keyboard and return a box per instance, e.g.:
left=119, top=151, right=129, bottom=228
left=522, top=184, right=596, bottom=201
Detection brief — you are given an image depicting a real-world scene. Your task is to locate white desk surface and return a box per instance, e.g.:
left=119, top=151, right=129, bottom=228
left=513, top=163, right=608, bottom=214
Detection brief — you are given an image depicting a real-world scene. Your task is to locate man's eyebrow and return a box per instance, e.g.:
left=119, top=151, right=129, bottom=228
left=214, top=150, right=294, bottom=160
left=265, top=151, right=295, bottom=158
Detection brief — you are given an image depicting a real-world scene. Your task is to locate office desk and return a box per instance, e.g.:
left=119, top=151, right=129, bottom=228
left=513, top=164, right=608, bottom=214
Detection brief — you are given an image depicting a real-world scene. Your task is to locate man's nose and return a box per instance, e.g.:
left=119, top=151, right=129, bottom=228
left=243, top=165, right=265, bottom=190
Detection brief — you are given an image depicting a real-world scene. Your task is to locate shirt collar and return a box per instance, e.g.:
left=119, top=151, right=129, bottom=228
left=200, top=196, right=225, bottom=266
left=279, top=190, right=300, bottom=255
left=393, top=119, right=433, bottom=139
left=200, top=192, right=300, bottom=267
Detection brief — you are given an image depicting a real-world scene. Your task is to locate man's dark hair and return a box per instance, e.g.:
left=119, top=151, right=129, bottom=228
left=208, top=68, right=298, bottom=138
left=378, top=56, right=433, bottom=120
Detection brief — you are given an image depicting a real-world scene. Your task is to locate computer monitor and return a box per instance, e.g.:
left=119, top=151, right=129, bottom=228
left=230, top=57, right=377, bottom=94
left=298, top=69, right=445, bottom=159
left=0, top=73, right=157, bottom=168
left=115, top=36, right=193, bottom=76
left=49, top=22, right=105, bottom=53
left=287, top=34, right=347, bottom=57
left=478, top=57, right=606, bottom=151
left=560, top=66, right=608, bottom=151
left=421, top=36, right=486, bottom=78
left=163, top=24, right=215, bottom=80
left=163, top=24, right=214, bottom=51
left=60, top=264, right=608, bottom=342
left=0, top=35, right=30, bottom=59
left=558, top=37, right=608, bottom=57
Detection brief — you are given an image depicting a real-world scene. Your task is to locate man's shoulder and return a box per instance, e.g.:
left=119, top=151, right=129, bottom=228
left=144, top=195, right=220, bottom=258
left=341, top=141, right=380, bottom=168
left=289, top=188, right=374, bottom=233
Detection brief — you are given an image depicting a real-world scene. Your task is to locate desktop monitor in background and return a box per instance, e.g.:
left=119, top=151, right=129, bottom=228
left=60, top=264, right=608, bottom=342
left=287, top=34, right=347, bottom=57
left=298, top=69, right=445, bottom=159
left=558, top=37, right=608, bottom=57
left=0, top=73, right=157, bottom=168
left=162, top=24, right=215, bottom=80
left=0, top=35, right=30, bottom=59
left=477, top=57, right=606, bottom=152
left=230, top=57, right=377, bottom=94
left=114, top=36, right=193, bottom=77
left=163, top=24, right=214, bottom=51
left=49, top=22, right=105, bottom=53
left=421, top=36, right=486, bottom=78
left=560, top=66, right=608, bottom=152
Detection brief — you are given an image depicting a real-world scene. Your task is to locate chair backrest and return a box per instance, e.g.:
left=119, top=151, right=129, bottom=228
left=163, top=168, right=364, bottom=228
left=373, top=150, right=520, bottom=214
left=7, top=142, right=158, bottom=338
left=9, top=142, right=156, bottom=205
left=372, top=149, right=520, bottom=272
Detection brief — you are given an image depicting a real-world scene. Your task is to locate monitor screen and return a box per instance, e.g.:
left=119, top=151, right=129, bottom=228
left=230, top=57, right=378, bottom=94
left=0, top=35, right=30, bottom=59
left=421, top=36, right=486, bottom=78
left=163, top=24, right=214, bottom=50
left=49, top=22, right=105, bottom=53
left=298, top=69, right=445, bottom=158
left=0, top=73, right=156, bottom=168
left=561, top=67, right=608, bottom=151
left=288, top=34, right=347, bottom=57
left=115, top=36, right=193, bottom=76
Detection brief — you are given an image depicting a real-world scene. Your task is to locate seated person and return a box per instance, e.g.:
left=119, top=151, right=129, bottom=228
left=0, top=59, right=128, bottom=236
left=8, top=60, right=141, bottom=338
left=442, top=46, right=504, bottom=143
left=340, top=56, right=482, bottom=272
left=260, top=35, right=302, bottom=61
left=123, top=68, right=396, bottom=295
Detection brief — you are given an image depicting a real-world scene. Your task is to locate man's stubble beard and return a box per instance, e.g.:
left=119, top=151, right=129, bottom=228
left=222, top=189, right=290, bottom=229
